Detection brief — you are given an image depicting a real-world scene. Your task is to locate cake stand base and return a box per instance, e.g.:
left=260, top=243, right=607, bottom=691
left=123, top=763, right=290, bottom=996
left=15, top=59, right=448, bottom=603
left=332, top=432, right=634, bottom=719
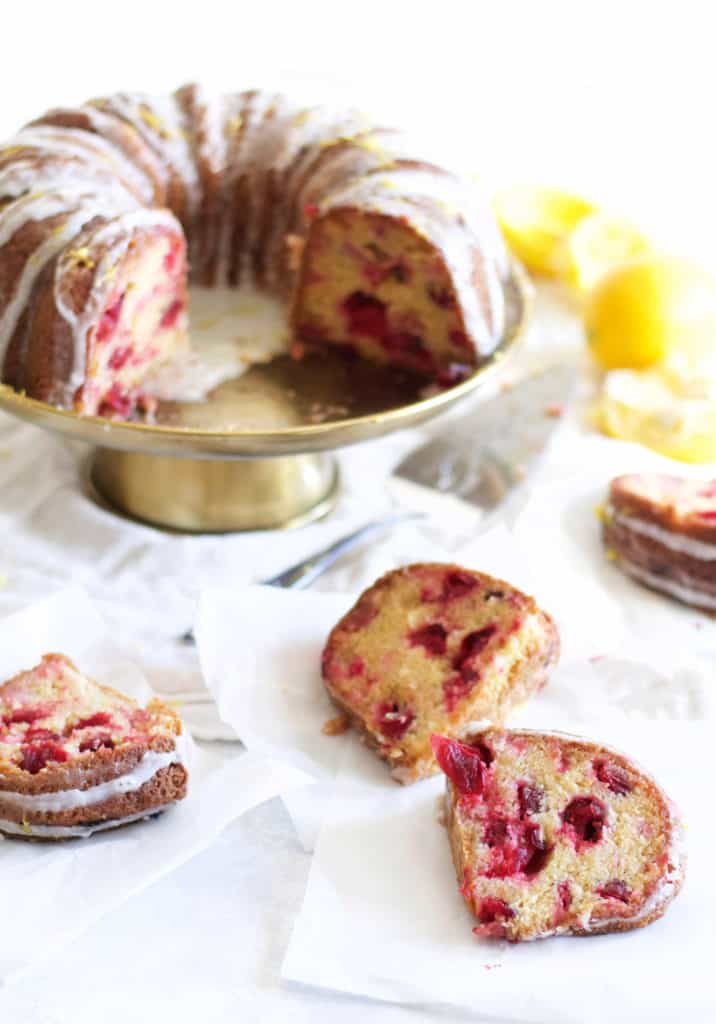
left=90, top=447, right=340, bottom=532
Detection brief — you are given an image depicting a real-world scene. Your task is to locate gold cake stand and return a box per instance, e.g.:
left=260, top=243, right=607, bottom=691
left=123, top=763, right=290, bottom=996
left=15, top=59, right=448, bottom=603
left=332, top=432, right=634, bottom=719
left=0, top=268, right=530, bottom=532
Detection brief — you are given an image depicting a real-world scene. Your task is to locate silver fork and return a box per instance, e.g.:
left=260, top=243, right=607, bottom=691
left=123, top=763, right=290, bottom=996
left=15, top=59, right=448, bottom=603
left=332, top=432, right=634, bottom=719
left=178, top=509, right=422, bottom=650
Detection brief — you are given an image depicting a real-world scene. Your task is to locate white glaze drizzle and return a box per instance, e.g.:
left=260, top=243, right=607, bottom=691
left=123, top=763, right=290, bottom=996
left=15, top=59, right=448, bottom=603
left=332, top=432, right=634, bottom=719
left=96, top=93, right=201, bottom=219
left=610, top=504, right=716, bottom=560
left=5, top=125, right=153, bottom=203
left=617, top=558, right=716, bottom=609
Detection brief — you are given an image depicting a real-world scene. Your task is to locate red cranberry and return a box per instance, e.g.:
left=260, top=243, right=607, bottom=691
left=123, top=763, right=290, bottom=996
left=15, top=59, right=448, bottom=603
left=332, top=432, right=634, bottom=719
left=75, top=712, right=113, bottom=730
left=79, top=733, right=115, bottom=753
left=442, top=571, right=478, bottom=601
left=304, top=203, right=319, bottom=220
left=160, top=299, right=184, bottom=329
left=96, top=292, right=125, bottom=342
left=163, top=242, right=181, bottom=273
left=99, top=383, right=134, bottom=418
left=347, top=657, right=365, bottom=678
left=557, top=881, right=572, bottom=912
left=562, top=796, right=608, bottom=845
left=374, top=702, right=415, bottom=740
left=3, top=706, right=47, bottom=725
left=593, top=758, right=633, bottom=796
left=517, top=781, right=545, bottom=817
left=596, top=879, right=631, bottom=903
left=477, top=898, right=514, bottom=924
left=426, top=284, right=454, bottom=309
left=409, top=623, right=448, bottom=656
left=431, top=734, right=493, bottom=794
left=454, top=625, right=498, bottom=671
left=341, top=291, right=388, bottom=341
left=108, top=345, right=133, bottom=371
left=24, top=728, right=60, bottom=743
left=342, top=599, right=378, bottom=632
left=449, top=329, right=471, bottom=351
left=443, top=673, right=477, bottom=712
left=20, top=740, right=68, bottom=774
left=485, top=820, right=552, bottom=878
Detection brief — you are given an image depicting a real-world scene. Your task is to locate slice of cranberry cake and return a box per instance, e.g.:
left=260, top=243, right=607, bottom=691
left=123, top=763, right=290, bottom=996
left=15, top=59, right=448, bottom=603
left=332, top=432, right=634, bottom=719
left=434, top=729, right=684, bottom=942
left=321, top=564, right=559, bottom=784
left=0, top=653, right=188, bottom=839
left=603, top=473, right=716, bottom=612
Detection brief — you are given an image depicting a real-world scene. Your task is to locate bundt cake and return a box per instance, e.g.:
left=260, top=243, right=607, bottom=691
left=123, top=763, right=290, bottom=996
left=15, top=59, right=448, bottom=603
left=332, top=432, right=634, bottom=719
left=603, top=473, right=716, bottom=611
left=0, top=86, right=510, bottom=418
left=434, top=729, right=685, bottom=941
left=321, top=564, right=559, bottom=783
left=0, top=653, right=188, bottom=838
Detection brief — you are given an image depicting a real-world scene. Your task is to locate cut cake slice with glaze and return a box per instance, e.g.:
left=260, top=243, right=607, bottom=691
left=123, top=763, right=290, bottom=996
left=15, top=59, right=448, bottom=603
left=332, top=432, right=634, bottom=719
left=603, top=473, right=716, bottom=612
left=433, top=728, right=685, bottom=941
left=321, top=564, right=559, bottom=783
left=0, top=653, right=188, bottom=839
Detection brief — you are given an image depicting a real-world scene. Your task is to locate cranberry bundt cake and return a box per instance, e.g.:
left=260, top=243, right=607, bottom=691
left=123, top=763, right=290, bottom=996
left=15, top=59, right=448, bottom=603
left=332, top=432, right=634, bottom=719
left=603, top=473, right=716, bottom=611
left=434, top=729, right=685, bottom=941
left=0, top=86, right=510, bottom=418
left=0, top=653, right=188, bottom=838
left=321, top=564, right=559, bottom=784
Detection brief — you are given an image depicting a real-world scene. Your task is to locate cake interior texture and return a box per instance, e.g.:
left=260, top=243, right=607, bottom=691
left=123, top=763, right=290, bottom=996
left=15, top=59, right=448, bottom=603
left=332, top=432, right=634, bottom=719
left=322, top=564, right=559, bottom=783
left=436, top=729, right=684, bottom=941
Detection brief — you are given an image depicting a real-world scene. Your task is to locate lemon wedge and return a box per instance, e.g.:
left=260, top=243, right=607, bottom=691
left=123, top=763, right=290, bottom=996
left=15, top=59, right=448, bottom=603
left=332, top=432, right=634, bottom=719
left=585, top=256, right=716, bottom=371
left=597, top=368, right=716, bottom=463
left=493, top=186, right=595, bottom=277
left=565, top=213, right=651, bottom=293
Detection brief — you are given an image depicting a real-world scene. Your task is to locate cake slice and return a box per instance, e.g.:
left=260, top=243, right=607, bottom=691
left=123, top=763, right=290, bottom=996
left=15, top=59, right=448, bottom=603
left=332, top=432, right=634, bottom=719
left=321, top=564, right=559, bottom=783
left=434, top=729, right=684, bottom=941
left=603, top=473, right=716, bottom=611
left=0, top=653, right=188, bottom=839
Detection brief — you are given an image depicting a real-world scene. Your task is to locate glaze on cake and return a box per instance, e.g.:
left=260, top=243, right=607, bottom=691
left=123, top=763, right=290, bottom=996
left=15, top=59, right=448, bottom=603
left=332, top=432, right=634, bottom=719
left=0, top=86, right=510, bottom=418
left=603, top=473, right=716, bottom=611
left=321, top=564, right=559, bottom=783
left=0, top=653, right=188, bottom=838
left=435, top=728, right=684, bottom=941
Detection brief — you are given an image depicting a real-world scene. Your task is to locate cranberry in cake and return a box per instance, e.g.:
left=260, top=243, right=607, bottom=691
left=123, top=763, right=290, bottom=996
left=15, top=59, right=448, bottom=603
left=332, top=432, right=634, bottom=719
left=603, top=473, right=716, bottom=612
left=321, top=564, right=559, bottom=784
left=0, top=653, right=188, bottom=839
left=435, top=729, right=684, bottom=941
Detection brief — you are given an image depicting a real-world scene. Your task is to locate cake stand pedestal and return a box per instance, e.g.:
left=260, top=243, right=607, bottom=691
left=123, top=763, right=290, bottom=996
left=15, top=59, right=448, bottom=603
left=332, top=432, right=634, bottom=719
left=0, top=268, right=530, bottom=533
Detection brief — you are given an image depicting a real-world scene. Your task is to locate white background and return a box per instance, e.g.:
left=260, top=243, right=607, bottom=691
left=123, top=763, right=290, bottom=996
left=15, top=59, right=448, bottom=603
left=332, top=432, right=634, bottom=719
left=1, top=2, right=714, bottom=1020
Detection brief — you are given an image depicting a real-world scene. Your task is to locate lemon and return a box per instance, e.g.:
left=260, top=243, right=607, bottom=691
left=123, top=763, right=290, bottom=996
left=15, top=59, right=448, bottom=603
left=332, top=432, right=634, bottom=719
left=565, top=213, right=651, bottom=293
left=493, top=186, right=595, bottom=277
left=585, top=257, right=716, bottom=371
left=597, top=368, right=716, bottom=463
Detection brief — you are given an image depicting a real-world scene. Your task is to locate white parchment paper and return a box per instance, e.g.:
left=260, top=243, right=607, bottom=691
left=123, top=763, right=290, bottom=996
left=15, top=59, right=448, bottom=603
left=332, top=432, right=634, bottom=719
left=0, top=588, right=311, bottom=983
left=281, top=720, right=711, bottom=1023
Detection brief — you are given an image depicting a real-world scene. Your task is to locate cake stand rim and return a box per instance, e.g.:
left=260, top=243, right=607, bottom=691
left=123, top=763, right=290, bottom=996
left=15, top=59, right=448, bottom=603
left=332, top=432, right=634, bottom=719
left=0, top=262, right=532, bottom=458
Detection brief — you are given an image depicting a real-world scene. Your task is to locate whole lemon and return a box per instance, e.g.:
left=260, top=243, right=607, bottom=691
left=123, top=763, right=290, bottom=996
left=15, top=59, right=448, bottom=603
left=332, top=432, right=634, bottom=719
left=585, top=257, right=716, bottom=370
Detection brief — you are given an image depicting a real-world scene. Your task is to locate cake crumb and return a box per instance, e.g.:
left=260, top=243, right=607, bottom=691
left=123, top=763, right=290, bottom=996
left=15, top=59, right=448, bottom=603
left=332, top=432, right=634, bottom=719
left=321, top=713, right=351, bottom=736
left=544, top=404, right=564, bottom=419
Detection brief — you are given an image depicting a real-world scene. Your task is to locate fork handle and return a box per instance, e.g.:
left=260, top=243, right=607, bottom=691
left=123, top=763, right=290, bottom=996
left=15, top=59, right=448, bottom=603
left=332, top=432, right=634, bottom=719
left=261, top=511, right=422, bottom=589
left=177, top=510, right=422, bottom=646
